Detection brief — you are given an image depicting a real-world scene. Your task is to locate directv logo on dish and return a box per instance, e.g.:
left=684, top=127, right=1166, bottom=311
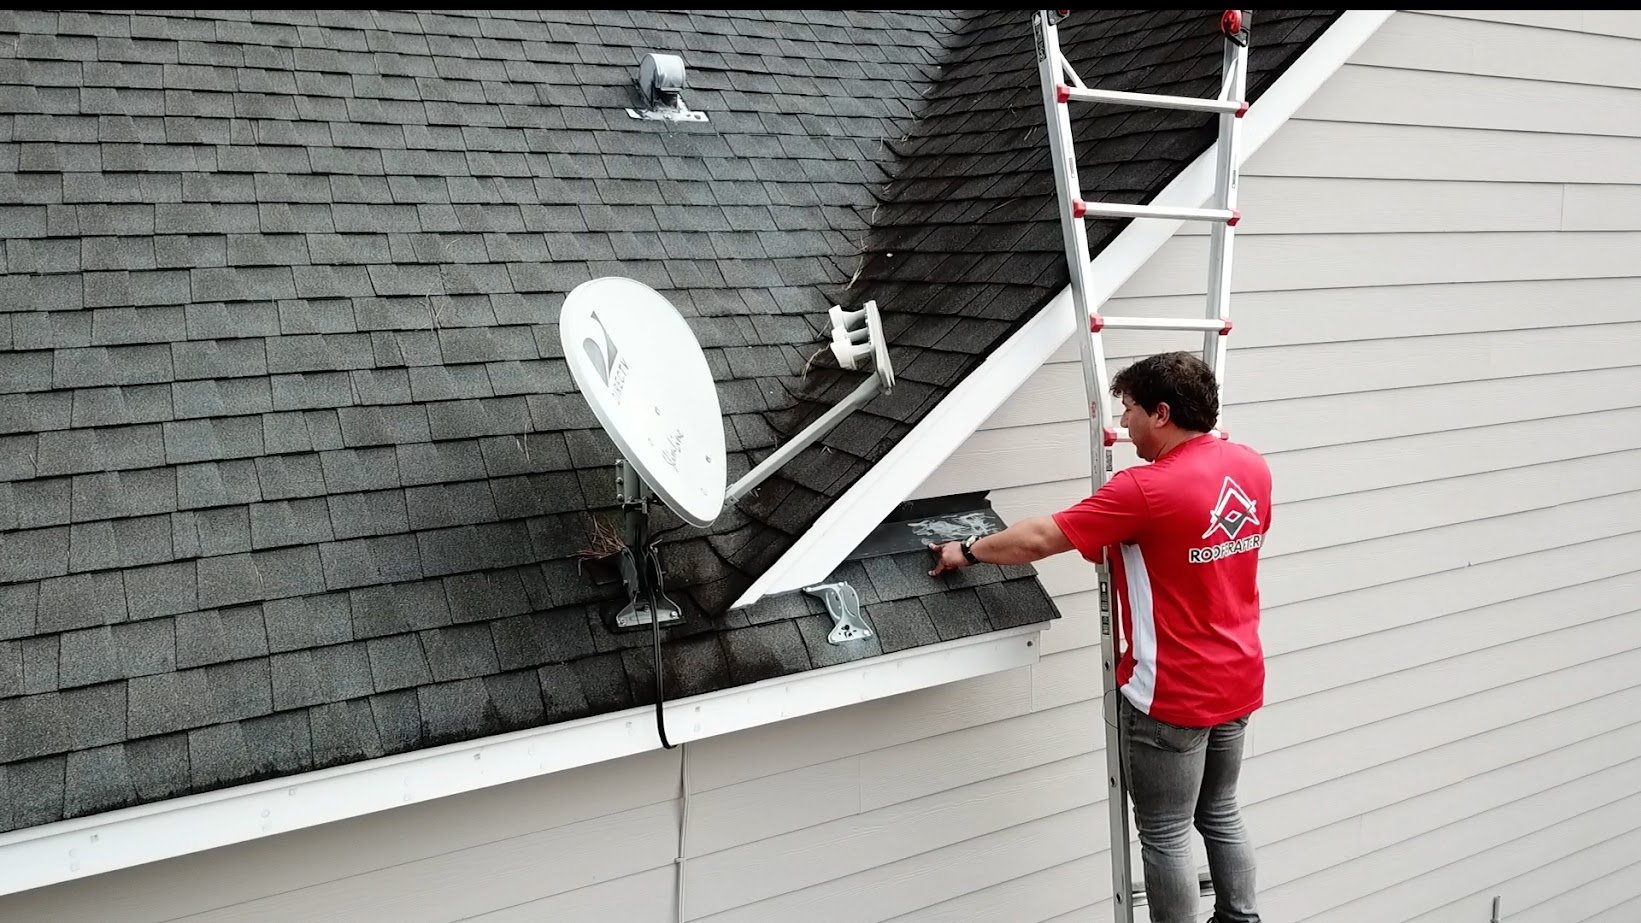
left=582, top=310, right=630, bottom=402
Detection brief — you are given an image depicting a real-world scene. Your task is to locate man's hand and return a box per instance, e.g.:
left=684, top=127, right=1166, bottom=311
left=928, top=541, right=970, bottom=577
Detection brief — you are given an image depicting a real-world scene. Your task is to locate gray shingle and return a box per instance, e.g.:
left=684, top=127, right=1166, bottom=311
left=868, top=598, right=942, bottom=654
left=270, top=642, right=373, bottom=710
left=0, top=350, right=53, bottom=396
left=175, top=605, right=269, bottom=669
left=69, top=385, right=174, bottom=429
left=413, top=526, right=483, bottom=579
left=443, top=567, right=531, bottom=623
left=171, top=338, right=268, bottom=381
left=419, top=623, right=499, bottom=682
left=3, top=755, right=66, bottom=830
left=348, top=368, right=412, bottom=405
left=326, top=489, right=410, bottom=540
left=407, top=365, right=494, bottom=403
left=922, top=587, right=992, bottom=641
left=395, top=440, right=485, bottom=487
left=186, top=721, right=252, bottom=789
left=249, top=497, right=335, bottom=549
left=195, top=553, right=261, bottom=610
left=269, top=370, right=355, bottom=411
left=255, top=452, right=327, bottom=500
left=364, top=633, right=432, bottom=691
left=21, top=636, right=59, bottom=695
left=263, top=592, right=353, bottom=653
left=477, top=431, right=572, bottom=477
left=37, top=570, right=126, bottom=633
left=171, top=378, right=273, bottom=420
left=0, top=526, right=69, bottom=583
left=64, top=466, right=177, bottom=518
left=335, top=404, right=431, bottom=447
left=0, top=641, right=21, bottom=698
left=63, top=744, right=137, bottom=821
left=125, top=560, right=197, bottom=620
left=490, top=606, right=597, bottom=672
left=67, top=513, right=173, bottom=572
left=53, top=344, right=173, bottom=389
left=350, top=579, right=452, bottom=638
left=371, top=330, right=444, bottom=369
left=317, top=534, right=421, bottom=591
left=319, top=447, right=402, bottom=495
left=368, top=688, right=422, bottom=755
left=263, top=409, right=346, bottom=455
left=0, top=692, right=69, bottom=762
left=405, top=481, right=497, bottom=531
left=265, top=333, right=375, bottom=375
left=0, top=392, right=72, bottom=437
left=193, top=506, right=251, bottom=556
left=976, top=579, right=1056, bottom=630
left=176, top=459, right=262, bottom=509
left=415, top=678, right=488, bottom=744
left=4, top=477, right=72, bottom=530
left=160, top=417, right=261, bottom=466
left=722, top=620, right=812, bottom=686
left=253, top=545, right=327, bottom=599
left=309, top=699, right=383, bottom=767
left=58, top=618, right=177, bottom=687
left=13, top=311, right=92, bottom=350
left=127, top=733, right=191, bottom=802
left=0, top=435, right=40, bottom=483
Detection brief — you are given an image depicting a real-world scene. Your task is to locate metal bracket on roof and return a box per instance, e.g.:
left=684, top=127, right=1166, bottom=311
left=803, top=581, right=875, bottom=645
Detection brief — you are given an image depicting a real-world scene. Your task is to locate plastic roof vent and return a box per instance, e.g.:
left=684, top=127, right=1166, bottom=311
left=627, top=52, right=707, bottom=123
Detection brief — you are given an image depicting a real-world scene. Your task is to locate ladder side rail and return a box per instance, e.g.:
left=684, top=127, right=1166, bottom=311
left=1032, top=11, right=1134, bottom=923
left=1204, top=14, right=1251, bottom=421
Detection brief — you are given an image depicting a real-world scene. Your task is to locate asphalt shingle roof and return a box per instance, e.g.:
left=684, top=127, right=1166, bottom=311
left=0, top=8, right=1338, bottom=834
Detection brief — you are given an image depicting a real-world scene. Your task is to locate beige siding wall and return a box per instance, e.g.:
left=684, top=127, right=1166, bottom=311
left=6, top=10, right=1641, bottom=922
left=912, top=9, right=1641, bottom=921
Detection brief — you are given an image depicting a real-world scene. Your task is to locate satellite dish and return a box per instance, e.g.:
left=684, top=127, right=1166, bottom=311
left=561, top=277, right=726, bottom=528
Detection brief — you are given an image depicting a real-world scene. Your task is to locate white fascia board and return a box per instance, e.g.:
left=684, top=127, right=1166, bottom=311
left=0, top=625, right=1040, bottom=897
left=731, top=10, right=1394, bottom=609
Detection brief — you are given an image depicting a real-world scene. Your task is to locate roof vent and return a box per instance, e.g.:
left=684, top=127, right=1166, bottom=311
left=627, top=52, right=708, bottom=123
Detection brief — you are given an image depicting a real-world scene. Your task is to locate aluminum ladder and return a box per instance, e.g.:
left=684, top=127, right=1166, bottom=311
left=1031, top=9, right=1253, bottom=922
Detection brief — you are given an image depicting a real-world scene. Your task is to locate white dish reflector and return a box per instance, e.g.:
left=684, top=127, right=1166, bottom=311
left=561, top=277, right=727, bottom=527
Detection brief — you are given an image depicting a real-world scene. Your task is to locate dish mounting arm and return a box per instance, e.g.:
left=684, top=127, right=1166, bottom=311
left=723, top=300, right=895, bottom=505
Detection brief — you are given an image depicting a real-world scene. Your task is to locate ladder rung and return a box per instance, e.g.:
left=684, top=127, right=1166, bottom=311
left=1091, top=315, right=1231, bottom=334
left=1130, top=872, right=1216, bottom=907
left=1056, top=83, right=1247, bottom=116
left=1073, top=199, right=1240, bottom=226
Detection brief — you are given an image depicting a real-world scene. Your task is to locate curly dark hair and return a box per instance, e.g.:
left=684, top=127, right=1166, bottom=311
left=1111, top=351, right=1220, bottom=432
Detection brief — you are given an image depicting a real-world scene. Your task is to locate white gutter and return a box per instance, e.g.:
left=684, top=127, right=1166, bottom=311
left=0, top=625, right=1040, bottom=897
left=731, top=10, right=1394, bottom=609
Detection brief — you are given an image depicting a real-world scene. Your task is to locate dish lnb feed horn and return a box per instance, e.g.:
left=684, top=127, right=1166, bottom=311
left=828, top=300, right=894, bottom=390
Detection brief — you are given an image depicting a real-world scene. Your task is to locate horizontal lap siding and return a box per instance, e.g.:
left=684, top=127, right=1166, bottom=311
left=9, top=11, right=1641, bottom=923
left=905, top=10, right=1641, bottom=921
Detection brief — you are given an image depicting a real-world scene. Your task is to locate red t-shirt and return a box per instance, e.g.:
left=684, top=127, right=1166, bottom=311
left=1051, top=434, right=1272, bottom=727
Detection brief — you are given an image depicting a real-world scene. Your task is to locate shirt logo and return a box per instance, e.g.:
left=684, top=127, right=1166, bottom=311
left=1202, top=476, right=1261, bottom=541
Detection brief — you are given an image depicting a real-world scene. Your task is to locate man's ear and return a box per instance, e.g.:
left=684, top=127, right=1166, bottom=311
left=1152, top=401, right=1172, bottom=426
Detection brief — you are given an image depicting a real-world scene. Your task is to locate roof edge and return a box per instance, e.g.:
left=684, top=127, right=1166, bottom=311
left=0, top=625, right=1041, bottom=897
left=730, top=9, right=1394, bottom=609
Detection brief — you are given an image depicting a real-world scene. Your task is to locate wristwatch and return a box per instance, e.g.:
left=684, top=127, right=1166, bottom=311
left=960, top=534, right=981, bottom=565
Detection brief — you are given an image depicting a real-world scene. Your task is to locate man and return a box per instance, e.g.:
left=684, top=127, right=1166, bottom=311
left=929, top=351, right=1272, bottom=923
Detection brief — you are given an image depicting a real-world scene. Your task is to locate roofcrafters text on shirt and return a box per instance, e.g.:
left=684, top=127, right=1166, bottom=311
left=1051, top=434, right=1274, bottom=727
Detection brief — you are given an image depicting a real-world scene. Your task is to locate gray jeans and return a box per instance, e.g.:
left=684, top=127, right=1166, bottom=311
left=1120, top=695, right=1260, bottom=923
